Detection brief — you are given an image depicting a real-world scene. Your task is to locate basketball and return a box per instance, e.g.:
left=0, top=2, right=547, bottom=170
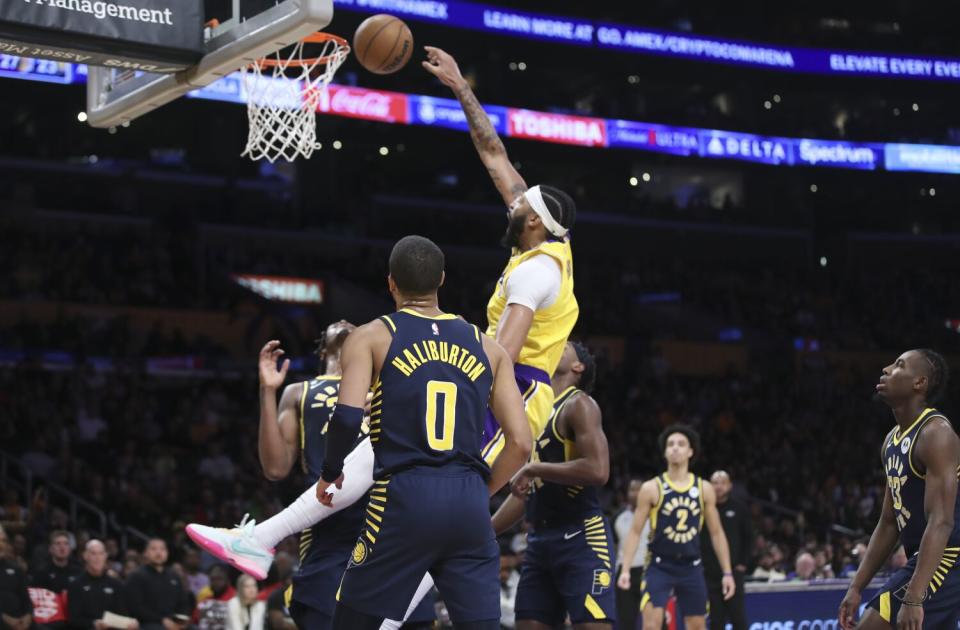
left=353, top=14, right=414, bottom=75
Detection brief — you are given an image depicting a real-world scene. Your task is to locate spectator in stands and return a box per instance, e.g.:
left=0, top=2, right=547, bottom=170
left=226, top=575, right=265, bottom=630
left=1, top=489, right=28, bottom=534
left=126, top=539, right=191, bottom=630
left=67, top=539, right=137, bottom=629
left=265, top=572, right=295, bottom=630
left=29, top=530, right=82, bottom=594
left=0, top=525, right=32, bottom=630
left=180, top=548, right=209, bottom=597
left=789, top=552, right=816, bottom=581
left=193, top=565, right=234, bottom=630
left=197, top=442, right=235, bottom=484
left=751, top=552, right=786, bottom=582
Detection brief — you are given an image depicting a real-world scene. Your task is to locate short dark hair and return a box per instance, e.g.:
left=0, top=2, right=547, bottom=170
left=916, top=348, right=949, bottom=404
left=570, top=341, right=596, bottom=393
left=49, top=530, right=70, bottom=544
left=539, top=185, right=577, bottom=232
left=389, top=235, right=444, bottom=295
left=657, top=423, right=701, bottom=462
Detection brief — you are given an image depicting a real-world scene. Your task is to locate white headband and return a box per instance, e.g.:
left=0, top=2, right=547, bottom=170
left=523, top=185, right=568, bottom=238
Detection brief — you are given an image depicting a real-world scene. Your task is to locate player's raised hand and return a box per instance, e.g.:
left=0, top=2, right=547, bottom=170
left=838, top=587, right=861, bottom=630
left=422, top=46, right=465, bottom=90
left=259, top=340, right=289, bottom=390
left=316, top=474, right=344, bottom=507
left=616, top=571, right=631, bottom=590
left=721, top=574, right=736, bottom=600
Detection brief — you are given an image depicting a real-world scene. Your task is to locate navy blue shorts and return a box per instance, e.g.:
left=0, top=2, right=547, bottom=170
left=867, top=547, right=960, bottom=629
left=290, top=498, right=368, bottom=621
left=336, top=466, right=499, bottom=624
left=641, top=557, right=707, bottom=617
left=515, top=512, right=617, bottom=626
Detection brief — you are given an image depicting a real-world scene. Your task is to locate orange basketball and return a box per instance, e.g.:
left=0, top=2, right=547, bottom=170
left=353, top=14, right=414, bottom=75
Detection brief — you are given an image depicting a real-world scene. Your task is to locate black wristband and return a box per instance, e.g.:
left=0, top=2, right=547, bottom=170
left=322, top=403, right=365, bottom=482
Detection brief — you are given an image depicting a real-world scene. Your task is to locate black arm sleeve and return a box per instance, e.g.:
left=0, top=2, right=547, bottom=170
left=321, top=403, right=365, bottom=482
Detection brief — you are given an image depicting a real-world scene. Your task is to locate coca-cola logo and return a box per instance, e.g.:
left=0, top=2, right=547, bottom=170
left=317, top=86, right=408, bottom=123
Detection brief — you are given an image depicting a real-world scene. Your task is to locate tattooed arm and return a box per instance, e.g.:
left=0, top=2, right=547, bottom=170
left=422, top=45, right=527, bottom=206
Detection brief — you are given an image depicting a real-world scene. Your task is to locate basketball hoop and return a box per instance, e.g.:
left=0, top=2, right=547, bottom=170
left=241, top=32, right=349, bottom=163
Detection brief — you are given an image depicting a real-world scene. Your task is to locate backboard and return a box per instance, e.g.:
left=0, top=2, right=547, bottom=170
left=85, top=0, right=334, bottom=129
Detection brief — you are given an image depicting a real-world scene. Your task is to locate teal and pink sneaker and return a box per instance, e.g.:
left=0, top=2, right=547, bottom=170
left=186, top=514, right=274, bottom=580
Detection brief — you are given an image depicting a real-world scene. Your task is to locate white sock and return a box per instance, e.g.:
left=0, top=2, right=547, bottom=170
left=379, top=573, right=436, bottom=630
left=253, top=437, right=376, bottom=549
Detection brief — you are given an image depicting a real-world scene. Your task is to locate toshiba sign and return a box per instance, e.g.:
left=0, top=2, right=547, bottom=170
left=233, top=274, right=324, bottom=304
left=507, top=109, right=607, bottom=147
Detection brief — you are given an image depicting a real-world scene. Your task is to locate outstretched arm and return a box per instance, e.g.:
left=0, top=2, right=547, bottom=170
left=257, top=341, right=301, bottom=480
left=317, top=325, right=377, bottom=504
left=422, top=46, right=527, bottom=206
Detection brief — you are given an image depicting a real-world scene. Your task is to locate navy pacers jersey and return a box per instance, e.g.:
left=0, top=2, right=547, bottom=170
left=372, top=309, right=493, bottom=479
left=647, top=474, right=705, bottom=563
left=293, top=375, right=368, bottom=614
left=526, top=387, right=601, bottom=525
left=883, top=408, right=960, bottom=557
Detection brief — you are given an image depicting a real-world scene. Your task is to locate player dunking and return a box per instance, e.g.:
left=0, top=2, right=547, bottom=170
left=839, top=349, right=960, bottom=630
left=186, top=46, right=579, bottom=607
left=492, top=342, right=617, bottom=628
left=317, top=235, right=532, bottom=629
left=423, top=46, right=580, bottom=462
left=617, top=424, right=735, bottom=630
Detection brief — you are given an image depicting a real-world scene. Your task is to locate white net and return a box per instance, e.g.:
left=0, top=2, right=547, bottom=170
left=241, top=35, right=350, bottom=163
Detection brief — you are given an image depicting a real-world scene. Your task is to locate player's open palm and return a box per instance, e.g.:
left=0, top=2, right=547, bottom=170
left=422, top=46, right=464, bottom=89
left=259, top=340, right=289, bottom=390
left=838, top=588, right=861, bottom=630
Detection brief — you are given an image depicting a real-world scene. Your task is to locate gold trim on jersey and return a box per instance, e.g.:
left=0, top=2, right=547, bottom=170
left=892, top=408, right=935, bottom=446
left=584, top=515, right=611, bottom=569
left=879, top=592, right=891, bottom=621
left=908, top=413, right=947, bottom=479
left=299, top=381, right=309, bottom=471
left=298, top=527, right=312, bottom=563
left=698, top=477, right=705, bottom=528
left=369, top=379, right=384, bottom=444
left=663, top=472, right=695, bottom=494
left=380, top=315, right=397, bottom=333
left=929, top=546, right=960, bottom=594
left=398, top=308, right=458, bottom=321
left=361, top=478, right=391, bottom=548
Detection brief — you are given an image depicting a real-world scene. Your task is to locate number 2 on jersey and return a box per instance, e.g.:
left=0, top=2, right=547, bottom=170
left=676, top=508, right=689, bottom=531
left=425, top=380, right=457, bottom=451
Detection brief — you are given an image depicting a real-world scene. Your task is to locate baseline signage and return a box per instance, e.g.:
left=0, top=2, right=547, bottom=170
left=2, top=57, right=959, bottom=174
left=332, top=0, right=960, bottom=83
left=233, top=274, right=325, bottom=304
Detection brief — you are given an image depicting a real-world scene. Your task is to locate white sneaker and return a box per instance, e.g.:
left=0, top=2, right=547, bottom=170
left=186, top=514, right=274, bottom=580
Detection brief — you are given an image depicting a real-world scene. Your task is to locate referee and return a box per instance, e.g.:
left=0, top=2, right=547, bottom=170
left=614, top=479, right=649, bottom=630
left=701, top=470, right=752, bottom=630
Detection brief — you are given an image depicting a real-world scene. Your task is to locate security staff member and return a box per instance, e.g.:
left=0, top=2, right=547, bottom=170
left=701, top=471, right=752, bottom=630
left=67, top=540, right=136, bottom=630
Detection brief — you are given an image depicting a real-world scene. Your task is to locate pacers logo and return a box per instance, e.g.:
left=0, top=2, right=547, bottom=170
left=351, top=540, right=367, bottom=566
left=592, top=569, right=611, bottom=594
left=312, top=383, right=339, bottom=434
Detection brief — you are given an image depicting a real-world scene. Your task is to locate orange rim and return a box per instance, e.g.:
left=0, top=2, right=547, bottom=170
left=254, top=32, right=350, bottom=68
